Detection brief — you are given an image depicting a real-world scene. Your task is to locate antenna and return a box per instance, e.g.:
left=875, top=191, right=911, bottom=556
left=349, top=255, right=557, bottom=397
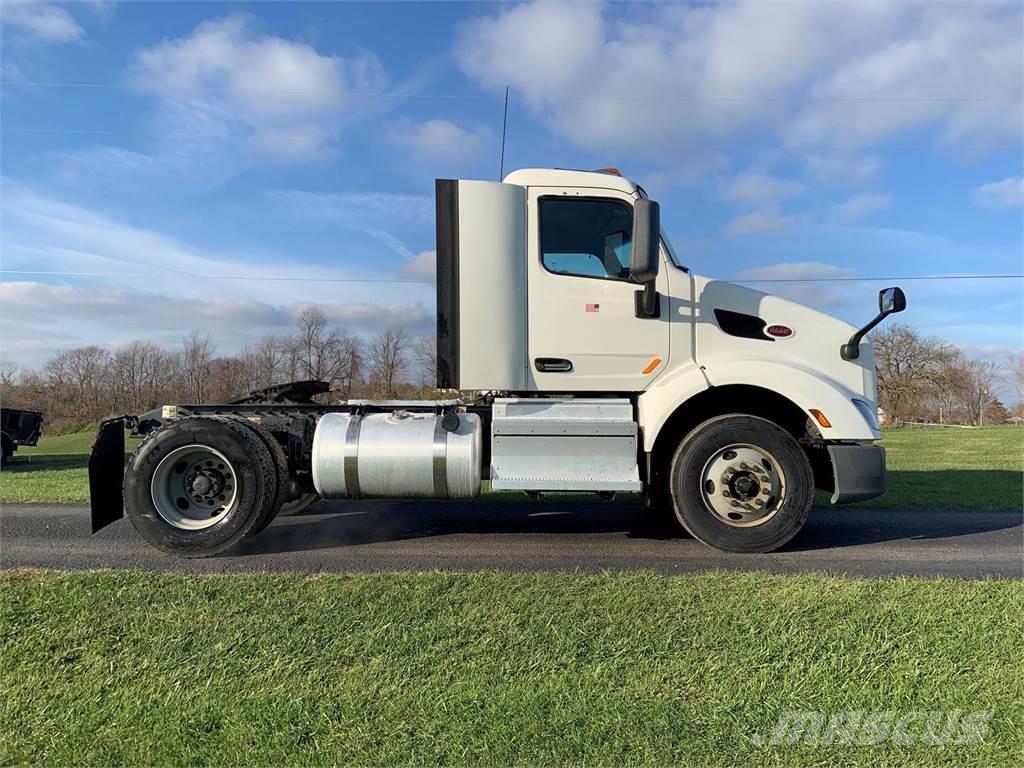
left=499, top=85, right=509, bottom=180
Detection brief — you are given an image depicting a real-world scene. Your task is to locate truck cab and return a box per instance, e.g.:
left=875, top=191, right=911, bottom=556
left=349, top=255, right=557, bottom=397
left=90, top=168, right=902, bottom=557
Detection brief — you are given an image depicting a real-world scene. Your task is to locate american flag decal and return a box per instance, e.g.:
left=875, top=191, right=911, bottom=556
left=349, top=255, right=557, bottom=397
left=585, top=303, right=600, bottom=313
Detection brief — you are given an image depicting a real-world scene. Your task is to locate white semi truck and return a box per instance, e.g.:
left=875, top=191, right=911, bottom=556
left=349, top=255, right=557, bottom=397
left=88, top=167, right=905, bottom=556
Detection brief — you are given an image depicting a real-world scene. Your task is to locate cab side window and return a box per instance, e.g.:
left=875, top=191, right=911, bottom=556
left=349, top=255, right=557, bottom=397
left=540, top=198, right=633, bottom=280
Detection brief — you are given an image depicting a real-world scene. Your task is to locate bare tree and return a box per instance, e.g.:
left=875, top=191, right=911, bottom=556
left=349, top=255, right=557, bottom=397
left=44, top=346, right=112, bottom=419
left=296, top=306, right=335, bottom=381
left=412, top=334, right=438, bottom=391
left=0, top=361, right=17, bottom=388
left=331, top=332, right=363, bottom=399
left=177, top=330, right=214, bottom=403
left=872, top=324, right=956, bottom=423
left=368, top=328, right=409, bottom=398
left=1006, top=351, right=1024, bottom=404
left=110, top=341, right=167, bottom=414
left=959, top=359, right=1001, bottom=426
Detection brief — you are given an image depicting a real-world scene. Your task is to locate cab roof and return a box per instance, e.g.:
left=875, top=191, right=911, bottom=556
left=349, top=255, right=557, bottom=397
left=502, top=168, right=638, bottom=195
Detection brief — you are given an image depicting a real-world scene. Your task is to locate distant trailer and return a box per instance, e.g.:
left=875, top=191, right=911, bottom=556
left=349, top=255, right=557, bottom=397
left=1, top=408, right=43, bottom=465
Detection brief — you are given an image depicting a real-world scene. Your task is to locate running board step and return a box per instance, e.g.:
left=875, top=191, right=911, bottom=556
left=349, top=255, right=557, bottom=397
left=489, top=398, right=641, bottom=492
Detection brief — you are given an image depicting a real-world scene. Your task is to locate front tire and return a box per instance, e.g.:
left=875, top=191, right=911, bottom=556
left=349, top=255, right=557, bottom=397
left=669, top=414, right=813, bottom=553
left=124, top=417, right=277, bottom=557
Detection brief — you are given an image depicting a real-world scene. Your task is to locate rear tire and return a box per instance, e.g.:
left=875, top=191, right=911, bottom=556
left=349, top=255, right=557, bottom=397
left=669, top=414, right=813, bottom=553
left=217, top=416, right=289, bottom=534
left=124, top=417, right=277, bottom=557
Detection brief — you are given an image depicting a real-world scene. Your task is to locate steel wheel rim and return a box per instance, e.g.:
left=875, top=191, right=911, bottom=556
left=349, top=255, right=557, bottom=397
left=699, top=443, right=786, bottom=528
left=151, top=444, right=238, bottom=530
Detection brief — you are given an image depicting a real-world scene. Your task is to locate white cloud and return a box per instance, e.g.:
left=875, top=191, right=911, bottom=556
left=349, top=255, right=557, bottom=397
left=828, top=193, right=893, bottom=223
left=269, top=189, right=433, bottom=230
left=269, top=189, right=434, bottom=265
left=1, top=1, right=84, bottom=42
left=724, top=211, right=792, bottom=235
left=457, top=1, right=1022, bottom=157
left=401, top=250, right=436, bottom=281
left=722, top=173, right=803, bottom=207
left=0, top=281, right=433, bottom=366
left=805, top=153, right=881, bottom=185
left=734, top=261, right=858, bottom=308
left=127, top=15, right=387, bottom=161
left=0, top=183, right=435, bottom=310
left=388, top=119, right=489, bottom=166
left=972, top=177, right=1024, bottom=208
left=736, top=261, right=856, bottom=282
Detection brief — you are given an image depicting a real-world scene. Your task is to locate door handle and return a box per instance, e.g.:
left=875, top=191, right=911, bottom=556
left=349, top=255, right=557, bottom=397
left=535, top=357, right=574, bottom=373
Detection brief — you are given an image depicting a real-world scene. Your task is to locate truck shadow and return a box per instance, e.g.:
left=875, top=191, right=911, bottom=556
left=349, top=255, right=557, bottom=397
left=237, top=492, right=1022, bottom=556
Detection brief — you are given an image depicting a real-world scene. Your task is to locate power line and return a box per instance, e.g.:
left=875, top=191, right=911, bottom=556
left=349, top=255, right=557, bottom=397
left=1, top=270, right=1020, bottom=284
left=735, top=274, right=1024, bottom=283
left=2, top=80, right=1020, bottom=104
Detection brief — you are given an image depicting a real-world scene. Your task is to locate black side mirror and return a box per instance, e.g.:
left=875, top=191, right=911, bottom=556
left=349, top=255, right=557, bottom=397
left=841, top=286, right=908, bottom=360
left=879, top=286, right=906, bottom=315
left=631, top=198, right=660, bottom=318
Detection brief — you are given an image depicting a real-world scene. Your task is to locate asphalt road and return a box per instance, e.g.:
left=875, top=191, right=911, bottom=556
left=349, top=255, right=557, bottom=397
left=2, top=499, right=1021, bottom=579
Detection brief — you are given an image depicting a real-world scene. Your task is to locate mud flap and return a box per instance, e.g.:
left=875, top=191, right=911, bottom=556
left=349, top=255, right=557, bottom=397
left=89, top=417, right=126, bottom=533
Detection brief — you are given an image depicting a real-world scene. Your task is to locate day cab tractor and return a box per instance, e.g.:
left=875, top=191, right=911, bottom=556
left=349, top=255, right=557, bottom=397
left=89, top=168, right=905, bottom=556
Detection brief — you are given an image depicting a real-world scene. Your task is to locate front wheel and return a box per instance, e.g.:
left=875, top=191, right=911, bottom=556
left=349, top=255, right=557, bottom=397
left=669, top=415, right=813, bottom=553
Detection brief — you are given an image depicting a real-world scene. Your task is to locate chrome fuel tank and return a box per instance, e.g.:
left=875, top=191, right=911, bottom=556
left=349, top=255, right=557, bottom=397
left=312, top=411, right=482, bottom=499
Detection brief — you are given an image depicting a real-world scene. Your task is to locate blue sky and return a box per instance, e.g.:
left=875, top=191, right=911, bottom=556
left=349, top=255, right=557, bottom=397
left=1, top=0, right=1021, bottom=374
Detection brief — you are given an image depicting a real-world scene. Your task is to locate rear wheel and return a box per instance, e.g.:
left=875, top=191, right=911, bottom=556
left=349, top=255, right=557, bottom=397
left=669, top=414, right=813, bottom=553
left=217, top=416, right=289, bottom=534
left=124, top=417, right=277, bottom=557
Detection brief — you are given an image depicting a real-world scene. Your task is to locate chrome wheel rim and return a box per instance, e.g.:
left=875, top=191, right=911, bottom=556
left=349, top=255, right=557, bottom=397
left=151, top=444, right=238, bottom=530
left=699, top=443, right=786, bottom=527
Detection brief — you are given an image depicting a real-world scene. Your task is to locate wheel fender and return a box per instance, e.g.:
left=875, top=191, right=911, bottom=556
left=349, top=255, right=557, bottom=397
left=703, top=360, right=878, bottom=441
left=639, top=359, right=878, bottom=452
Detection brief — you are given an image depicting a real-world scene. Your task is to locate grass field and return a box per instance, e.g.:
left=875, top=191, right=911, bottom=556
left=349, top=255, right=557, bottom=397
left=2, top=569, right=1021, bottom=767
left=2, top=426, right=1021, bottom=509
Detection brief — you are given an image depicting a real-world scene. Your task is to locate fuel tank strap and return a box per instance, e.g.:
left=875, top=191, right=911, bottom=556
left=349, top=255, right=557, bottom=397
left=344, top=415, right=362, bottom=497
left=432, top=416, right=449, bottom=498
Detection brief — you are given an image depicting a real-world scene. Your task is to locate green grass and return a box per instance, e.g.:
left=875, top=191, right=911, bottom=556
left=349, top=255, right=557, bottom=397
left=850, top=426, right=1022, bottom=510
left=0, top=429, right=132, bottom=504
left=3, top=426, right=1021, bottom=509
left=2, top=569, right=1021, bottom=766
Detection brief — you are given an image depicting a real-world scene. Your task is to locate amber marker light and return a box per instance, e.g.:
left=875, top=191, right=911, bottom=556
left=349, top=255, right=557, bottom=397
left=809, top=409, right=832, bottom=428
left=641, top=357, right=662, bottom=374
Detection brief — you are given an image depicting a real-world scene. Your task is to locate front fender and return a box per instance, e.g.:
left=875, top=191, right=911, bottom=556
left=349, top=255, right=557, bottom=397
left=703, top=359, right=879, bottom=441
left=638, top=359, right=879, bottom=452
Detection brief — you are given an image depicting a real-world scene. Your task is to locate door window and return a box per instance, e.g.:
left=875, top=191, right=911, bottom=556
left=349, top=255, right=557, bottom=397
left=540, top=198, right=633, bottom=280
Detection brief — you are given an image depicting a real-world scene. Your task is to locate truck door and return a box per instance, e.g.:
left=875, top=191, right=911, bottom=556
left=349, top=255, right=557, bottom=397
left=527, top=188, right=671, bottom=391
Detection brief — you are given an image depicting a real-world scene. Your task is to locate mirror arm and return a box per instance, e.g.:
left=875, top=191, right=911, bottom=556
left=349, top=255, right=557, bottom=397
left=841, top=312, right=886, bottom=360
left=634, top=281, right=660, bottom=319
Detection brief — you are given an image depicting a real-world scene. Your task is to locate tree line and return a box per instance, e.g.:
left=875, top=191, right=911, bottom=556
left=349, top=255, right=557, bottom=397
left=1, top=311, right=1021, bottom=434
left=873, top=323, right=1023, bottom=426
left=1, top=306, right=438, bottom=433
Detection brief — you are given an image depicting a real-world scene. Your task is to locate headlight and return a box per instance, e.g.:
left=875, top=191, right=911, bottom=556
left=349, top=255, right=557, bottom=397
left=852, top=398, right=880, bottom=432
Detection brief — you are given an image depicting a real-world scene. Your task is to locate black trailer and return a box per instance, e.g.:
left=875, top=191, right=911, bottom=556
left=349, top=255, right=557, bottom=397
left=1, top=407, right=44, bottom=465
